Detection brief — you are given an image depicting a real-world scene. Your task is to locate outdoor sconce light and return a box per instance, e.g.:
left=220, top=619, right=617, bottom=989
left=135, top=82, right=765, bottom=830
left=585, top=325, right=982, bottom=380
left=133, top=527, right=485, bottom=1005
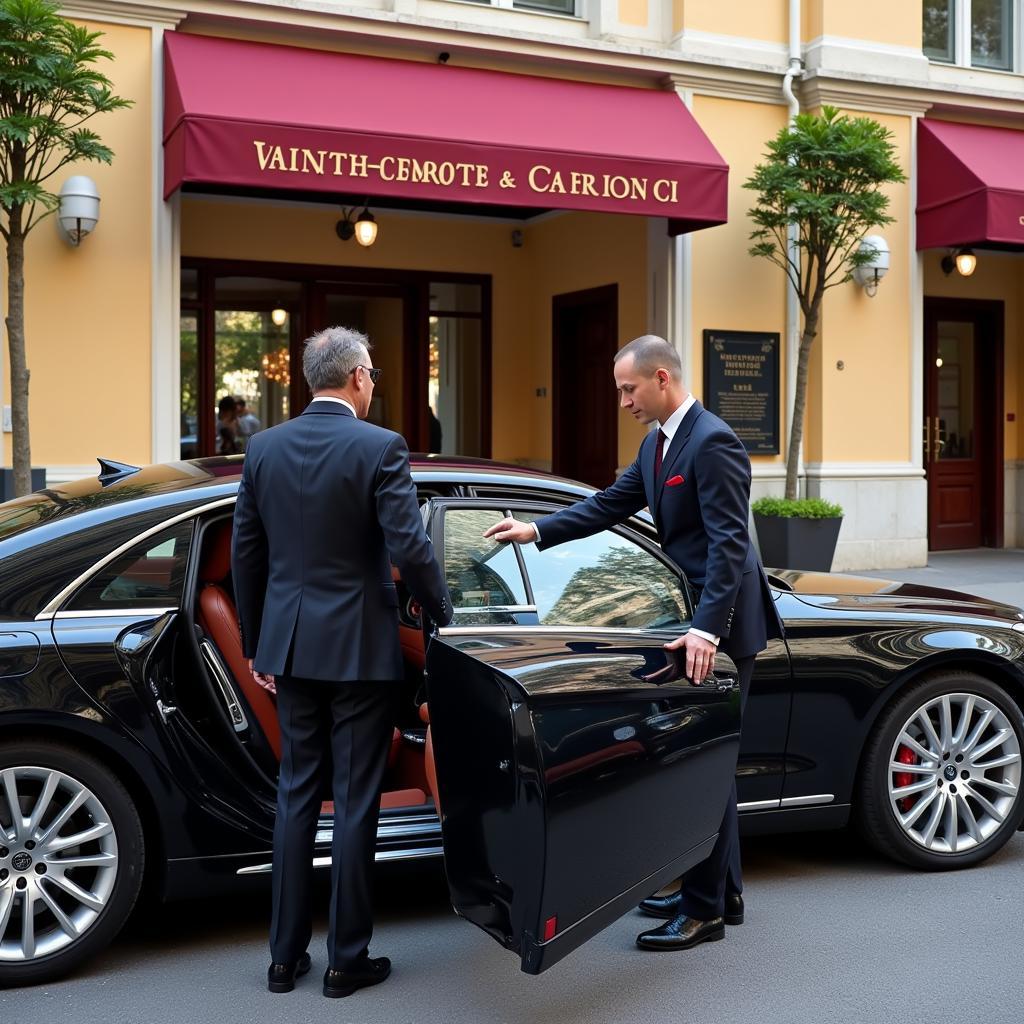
left=941, top=248, right=977, bottom=277
left=57, top=176, right=100, bottom=246
left=336, top=205, right=378, bottom=247
left=270, top=308, right=288, bottom=327
left=851, top=234, right=890, bottom=298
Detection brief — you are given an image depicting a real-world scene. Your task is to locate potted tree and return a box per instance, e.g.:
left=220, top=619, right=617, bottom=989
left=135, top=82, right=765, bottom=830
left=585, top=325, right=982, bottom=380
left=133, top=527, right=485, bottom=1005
left=743, top=106, right=904, bottom=570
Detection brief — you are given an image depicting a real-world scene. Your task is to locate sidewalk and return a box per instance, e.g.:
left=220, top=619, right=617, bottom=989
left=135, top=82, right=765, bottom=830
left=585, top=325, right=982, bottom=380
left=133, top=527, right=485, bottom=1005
left=857, top=549, right=1024, bottom=611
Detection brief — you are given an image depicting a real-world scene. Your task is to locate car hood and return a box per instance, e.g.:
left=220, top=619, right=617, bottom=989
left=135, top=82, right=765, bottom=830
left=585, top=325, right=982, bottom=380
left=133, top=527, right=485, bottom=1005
left=770, top=569, right=1024, bottom=625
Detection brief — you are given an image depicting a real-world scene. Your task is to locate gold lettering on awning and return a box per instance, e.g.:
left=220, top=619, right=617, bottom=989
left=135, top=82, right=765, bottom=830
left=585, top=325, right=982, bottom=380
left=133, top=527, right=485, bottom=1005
left=251, top=140, right=680, bottom=206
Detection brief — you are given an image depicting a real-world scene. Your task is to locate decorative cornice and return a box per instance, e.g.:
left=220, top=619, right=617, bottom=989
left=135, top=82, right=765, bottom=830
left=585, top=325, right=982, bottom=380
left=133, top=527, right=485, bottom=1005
left=61, top=1, right=187, bottom=27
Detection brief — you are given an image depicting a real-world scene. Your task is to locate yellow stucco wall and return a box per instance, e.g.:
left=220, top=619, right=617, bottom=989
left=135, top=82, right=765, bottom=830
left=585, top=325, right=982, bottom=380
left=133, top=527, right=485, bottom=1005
left=690, top=95, right=789, bottom=466
left=808, top=111, right=914, bottom=465
left=680, top=0, right=787, bottom=41
left=181, top=201, right=647, bottom=469
left=3, top=21, right=152, bottom=470
left=923, top=253, right=1024, bottom=463
left=525, top=213, right=649, bottom=470
left=618, top=0, right=648, bottom=28
left=804, top=0, right=922, bottom=47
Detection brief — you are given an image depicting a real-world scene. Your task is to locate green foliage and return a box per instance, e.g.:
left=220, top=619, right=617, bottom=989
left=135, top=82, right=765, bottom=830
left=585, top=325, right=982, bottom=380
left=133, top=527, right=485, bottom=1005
left=752, top=496, right=844, bottom=520
left=743, top=106, right=905, bottom=501
left=0, top=0, right=133, bottom=236
left=743, top=106, right=905, bottom=308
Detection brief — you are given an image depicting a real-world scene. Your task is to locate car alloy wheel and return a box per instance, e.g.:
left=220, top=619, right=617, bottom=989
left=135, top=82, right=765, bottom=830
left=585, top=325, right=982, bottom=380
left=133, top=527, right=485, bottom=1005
left=0, top=766, right=120, bottom=963
left=0, top=744, right=144, bottom=987
left=888, top=693, right=1022, bottom=854
left=859, top=673, right=1024, bottom=869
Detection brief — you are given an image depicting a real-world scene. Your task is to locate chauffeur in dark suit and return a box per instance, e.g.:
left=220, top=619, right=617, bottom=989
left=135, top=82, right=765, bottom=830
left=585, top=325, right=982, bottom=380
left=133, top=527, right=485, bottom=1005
left=485, top=334, right=783, bottom=953
left=232, top=326, right=452, bottom=997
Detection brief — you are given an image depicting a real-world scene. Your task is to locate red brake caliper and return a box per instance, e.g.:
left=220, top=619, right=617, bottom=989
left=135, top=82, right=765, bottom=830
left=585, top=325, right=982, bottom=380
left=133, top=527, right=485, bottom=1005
left=894, top=744, right=919, bottom=812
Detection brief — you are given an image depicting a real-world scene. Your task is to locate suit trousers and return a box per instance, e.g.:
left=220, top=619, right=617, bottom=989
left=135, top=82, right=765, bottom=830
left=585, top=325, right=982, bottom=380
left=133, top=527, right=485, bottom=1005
left=269, top=676, right=395, bottom=969
left=676, top=655, right=755, bottom=921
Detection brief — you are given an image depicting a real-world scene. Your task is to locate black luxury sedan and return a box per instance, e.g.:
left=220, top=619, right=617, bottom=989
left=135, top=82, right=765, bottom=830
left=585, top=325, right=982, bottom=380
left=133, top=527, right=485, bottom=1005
left=1, top=456, right=1023, bottom=987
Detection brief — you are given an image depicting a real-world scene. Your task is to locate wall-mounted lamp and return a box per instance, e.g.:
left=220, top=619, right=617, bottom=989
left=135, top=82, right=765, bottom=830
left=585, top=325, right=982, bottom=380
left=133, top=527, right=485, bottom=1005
left=941, top=248, right=977, bottom=277
left=851, top=234, right=890, bottom=298
left=270, top=308, right=288, bottom=327
left=57, top=176, right=100, bottom=246
left=336, top=205, right=378, bottom=247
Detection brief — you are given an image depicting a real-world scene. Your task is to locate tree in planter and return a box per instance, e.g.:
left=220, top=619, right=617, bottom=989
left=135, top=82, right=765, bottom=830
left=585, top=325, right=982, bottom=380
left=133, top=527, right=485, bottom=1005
left=744, top=106, right=905, bottom=501
left=0, top=0, right=131, bottom=496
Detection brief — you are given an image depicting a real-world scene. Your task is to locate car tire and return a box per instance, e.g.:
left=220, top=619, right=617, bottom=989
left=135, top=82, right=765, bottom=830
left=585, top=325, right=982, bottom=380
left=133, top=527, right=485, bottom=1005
left=0, top=741, right=145, bottom=987
left=858, top=672, right=1024, bottom=869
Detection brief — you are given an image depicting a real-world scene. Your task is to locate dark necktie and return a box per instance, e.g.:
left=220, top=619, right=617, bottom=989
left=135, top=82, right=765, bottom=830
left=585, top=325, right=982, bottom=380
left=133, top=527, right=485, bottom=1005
left=654, top=429, right=667, bottom=480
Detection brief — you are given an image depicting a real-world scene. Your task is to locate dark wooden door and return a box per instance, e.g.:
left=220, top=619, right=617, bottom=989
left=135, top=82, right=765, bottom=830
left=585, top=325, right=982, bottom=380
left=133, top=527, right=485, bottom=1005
left=924, top=300, right=1003, bottom=551
left=552, top=285, right=618, bottom=489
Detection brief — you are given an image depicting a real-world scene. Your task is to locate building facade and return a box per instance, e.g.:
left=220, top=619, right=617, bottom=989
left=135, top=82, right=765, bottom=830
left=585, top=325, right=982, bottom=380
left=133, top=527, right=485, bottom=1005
left=5, top=0, right=1024, bottom=569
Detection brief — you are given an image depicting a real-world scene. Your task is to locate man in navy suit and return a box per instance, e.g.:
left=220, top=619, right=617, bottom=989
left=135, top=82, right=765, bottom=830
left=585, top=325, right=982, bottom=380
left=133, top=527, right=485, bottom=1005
left=232, top=326, right=452, bottom=997
left=485, top=334, right=783, bottom=952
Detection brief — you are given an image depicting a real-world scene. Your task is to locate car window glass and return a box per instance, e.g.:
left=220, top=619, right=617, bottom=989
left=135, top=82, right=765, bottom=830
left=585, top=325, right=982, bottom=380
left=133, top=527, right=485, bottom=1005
left=517, top=513, right=688, bottom=629
left=65, top=520, right=194, bottom=611
left=443, top=509, right=528, bottom=616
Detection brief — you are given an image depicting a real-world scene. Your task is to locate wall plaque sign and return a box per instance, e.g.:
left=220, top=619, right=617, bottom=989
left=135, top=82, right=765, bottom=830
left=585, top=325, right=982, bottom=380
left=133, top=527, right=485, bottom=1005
left=703, top=330, right=780, bottom=455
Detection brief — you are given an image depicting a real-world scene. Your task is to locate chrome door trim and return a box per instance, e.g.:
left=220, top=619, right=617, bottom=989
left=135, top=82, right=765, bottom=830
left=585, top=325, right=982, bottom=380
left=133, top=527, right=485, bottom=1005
left=779, top=793, right=835, bottom=808
left=737, top=799, right=781, bottom=812
left=236, top=846, right=444, bottom=876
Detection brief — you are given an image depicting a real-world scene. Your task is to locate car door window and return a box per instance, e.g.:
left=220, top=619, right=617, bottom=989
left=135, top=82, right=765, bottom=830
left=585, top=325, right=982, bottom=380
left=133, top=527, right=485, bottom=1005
left=65, top=520, right=194, bottom=611
left=517, top=514, right=688, bottom=629
left=443, top=508, right=529, bottom=624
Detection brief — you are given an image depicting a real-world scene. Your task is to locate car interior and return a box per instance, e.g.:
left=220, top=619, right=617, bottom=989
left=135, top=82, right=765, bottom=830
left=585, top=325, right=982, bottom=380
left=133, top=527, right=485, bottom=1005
left=189, top=514, right=442, bottom=818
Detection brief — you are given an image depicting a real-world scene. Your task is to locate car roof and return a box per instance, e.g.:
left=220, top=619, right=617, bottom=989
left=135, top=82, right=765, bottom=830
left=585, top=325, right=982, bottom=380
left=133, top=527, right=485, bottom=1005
left=0, top=454, right=596, bottom=546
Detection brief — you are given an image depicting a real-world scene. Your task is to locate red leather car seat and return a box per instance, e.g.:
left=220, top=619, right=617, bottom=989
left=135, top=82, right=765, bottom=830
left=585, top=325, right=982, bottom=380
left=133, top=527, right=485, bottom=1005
left=196, top=520, right=406, bottom=782
left=197, top=520, right=282, bottom=759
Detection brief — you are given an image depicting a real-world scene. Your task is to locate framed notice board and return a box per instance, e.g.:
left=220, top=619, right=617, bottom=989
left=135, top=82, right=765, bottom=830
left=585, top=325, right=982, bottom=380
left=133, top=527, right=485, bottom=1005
left=702, top=330, right=780, bottom=455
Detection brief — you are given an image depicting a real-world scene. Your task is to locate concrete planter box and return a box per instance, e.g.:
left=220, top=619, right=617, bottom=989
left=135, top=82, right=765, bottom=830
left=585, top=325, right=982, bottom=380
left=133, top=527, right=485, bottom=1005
left=754, top=513, right=843, bottom=572
left=1, top=468, right=46, bottom=502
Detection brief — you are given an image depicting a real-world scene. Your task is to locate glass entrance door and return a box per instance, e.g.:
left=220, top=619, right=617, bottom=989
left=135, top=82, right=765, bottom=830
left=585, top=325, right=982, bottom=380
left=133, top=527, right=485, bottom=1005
left=310, top=283, right=413, bottom=438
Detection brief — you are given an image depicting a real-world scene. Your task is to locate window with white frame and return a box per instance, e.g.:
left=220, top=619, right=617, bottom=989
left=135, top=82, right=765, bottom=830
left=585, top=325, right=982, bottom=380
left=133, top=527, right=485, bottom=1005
left=924, top=0, right=1017, bottom=70
left=462, top=0, right=578, bottom=15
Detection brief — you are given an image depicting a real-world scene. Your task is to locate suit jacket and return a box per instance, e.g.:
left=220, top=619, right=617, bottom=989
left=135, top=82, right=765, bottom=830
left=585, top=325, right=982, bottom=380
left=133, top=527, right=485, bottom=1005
left=535, top=400, right=784, bottom=660
left=231, top=402, right=452, bottom=682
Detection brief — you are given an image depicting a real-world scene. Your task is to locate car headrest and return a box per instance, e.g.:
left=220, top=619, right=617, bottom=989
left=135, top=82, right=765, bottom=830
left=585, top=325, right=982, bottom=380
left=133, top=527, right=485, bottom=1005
left=201, top=519, right=233, bottom=584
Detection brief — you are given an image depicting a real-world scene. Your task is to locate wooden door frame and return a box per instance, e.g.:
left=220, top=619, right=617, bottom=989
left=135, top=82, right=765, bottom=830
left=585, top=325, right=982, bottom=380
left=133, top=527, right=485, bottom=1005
left=551, top=284, right=618, bottom=485
left=181, top=257, right=491, bottom=458
left=924, top=297, right=1004, bottom=549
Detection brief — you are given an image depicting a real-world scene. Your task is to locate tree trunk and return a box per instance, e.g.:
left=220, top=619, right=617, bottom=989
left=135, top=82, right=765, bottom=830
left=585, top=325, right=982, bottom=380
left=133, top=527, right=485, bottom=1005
left=785, top=294, right=821, bottom=501
left=5, top=207, right=32, bottom=498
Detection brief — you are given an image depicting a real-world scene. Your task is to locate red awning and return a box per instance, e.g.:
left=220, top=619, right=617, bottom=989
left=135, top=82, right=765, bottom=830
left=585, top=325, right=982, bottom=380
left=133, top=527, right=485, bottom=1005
left=917, top=119, right=1024, bottom=249
left=163, top=32, right=727, bottom=234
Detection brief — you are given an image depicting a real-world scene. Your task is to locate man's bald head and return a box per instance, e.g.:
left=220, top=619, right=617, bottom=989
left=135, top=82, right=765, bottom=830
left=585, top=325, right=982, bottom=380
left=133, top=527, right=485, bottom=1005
left=614, top=335, right=683, bottom=381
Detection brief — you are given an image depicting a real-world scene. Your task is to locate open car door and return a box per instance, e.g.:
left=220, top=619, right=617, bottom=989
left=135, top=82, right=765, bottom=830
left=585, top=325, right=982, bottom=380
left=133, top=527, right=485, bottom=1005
left=422, top=499, right=740, bottom=974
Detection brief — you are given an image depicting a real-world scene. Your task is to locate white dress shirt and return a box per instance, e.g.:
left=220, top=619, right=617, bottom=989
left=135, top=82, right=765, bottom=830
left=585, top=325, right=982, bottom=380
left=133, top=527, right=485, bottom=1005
left=310, top=395, right=357, bottom=417
left=529, top=392, right=718, bottom=646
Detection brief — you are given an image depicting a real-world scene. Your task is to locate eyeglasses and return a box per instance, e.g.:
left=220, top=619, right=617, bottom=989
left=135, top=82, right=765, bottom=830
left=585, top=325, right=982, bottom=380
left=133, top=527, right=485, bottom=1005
left=352, top=365, right=382, bottom=384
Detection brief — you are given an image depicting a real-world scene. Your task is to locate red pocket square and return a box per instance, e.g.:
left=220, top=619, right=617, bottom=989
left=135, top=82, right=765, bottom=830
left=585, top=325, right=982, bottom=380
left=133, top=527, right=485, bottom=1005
left=666, top=475, right=685, bottom=487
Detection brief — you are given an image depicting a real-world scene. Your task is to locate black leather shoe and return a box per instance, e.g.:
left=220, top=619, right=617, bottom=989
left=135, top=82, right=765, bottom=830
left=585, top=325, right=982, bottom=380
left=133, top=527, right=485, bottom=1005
left=724, top=892, right=744, bottom=926
left=636, top=914, right=725, bottom=951
left=323, top=956, right=392, bottom=998
left=638, top=891, right=744, bottom=926
left=267, top=951, right=311, bottom=993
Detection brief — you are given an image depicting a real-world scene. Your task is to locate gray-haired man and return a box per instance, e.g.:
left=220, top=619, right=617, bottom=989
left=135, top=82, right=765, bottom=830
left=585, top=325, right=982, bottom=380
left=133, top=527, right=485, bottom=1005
left=232, top=326, right=452, bottom=998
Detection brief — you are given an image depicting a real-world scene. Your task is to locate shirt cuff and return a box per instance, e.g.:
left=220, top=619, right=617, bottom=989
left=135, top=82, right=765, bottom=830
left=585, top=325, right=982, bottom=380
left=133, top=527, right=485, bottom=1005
left=689, top=627, right=720, bottom=646
left=531, top=522, right=541, bottom=543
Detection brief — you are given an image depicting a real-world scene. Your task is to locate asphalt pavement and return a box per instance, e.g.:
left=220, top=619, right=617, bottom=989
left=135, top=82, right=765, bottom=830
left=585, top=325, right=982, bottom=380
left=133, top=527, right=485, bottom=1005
left=3, top=826, right=1022, bottom=1024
